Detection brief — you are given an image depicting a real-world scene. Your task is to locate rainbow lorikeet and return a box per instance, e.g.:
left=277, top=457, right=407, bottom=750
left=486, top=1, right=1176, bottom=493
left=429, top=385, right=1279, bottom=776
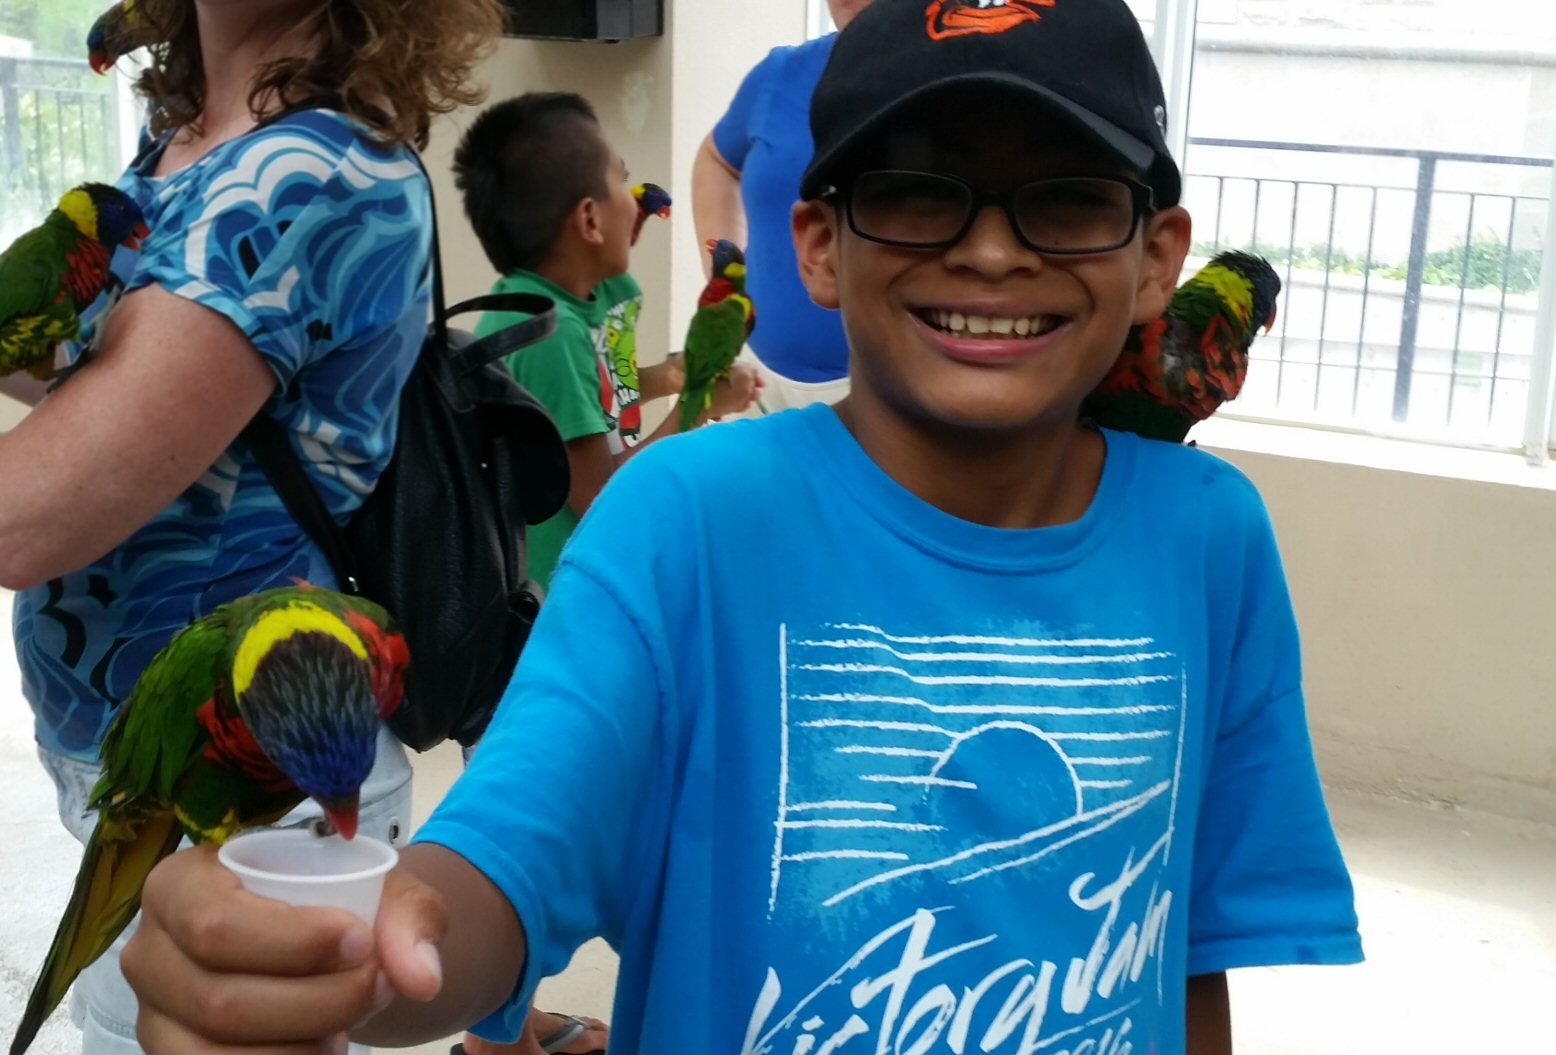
left=676, top=238, right=755, bottom=432
left=630, top=182, right=672, bottom=246
left=1082, top=250, right=1281, bottom=444
left=9, top=585, right=409, bottom=1055
left=87, top=0, right=156, bottom=75
left=0, top=183, right=147, bottom=380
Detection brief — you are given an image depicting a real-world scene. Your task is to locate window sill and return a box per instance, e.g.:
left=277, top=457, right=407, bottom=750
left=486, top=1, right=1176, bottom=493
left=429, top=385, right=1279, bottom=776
left=1191, top=415, right=1556, bottom=493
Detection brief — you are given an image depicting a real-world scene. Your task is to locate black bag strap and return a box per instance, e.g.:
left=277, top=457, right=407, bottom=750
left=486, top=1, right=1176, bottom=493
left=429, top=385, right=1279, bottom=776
left=243, top=413, right=361, bottom=594
left=446, top=293, right=559, bottom=374
left=243, top=118, right=557, bottom=592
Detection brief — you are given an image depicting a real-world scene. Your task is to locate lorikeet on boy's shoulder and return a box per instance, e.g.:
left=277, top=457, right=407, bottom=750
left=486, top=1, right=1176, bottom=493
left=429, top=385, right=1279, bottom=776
left=10, top=584, right=409, bottom=1055
left=1083, top=250, right=1281, bottom=444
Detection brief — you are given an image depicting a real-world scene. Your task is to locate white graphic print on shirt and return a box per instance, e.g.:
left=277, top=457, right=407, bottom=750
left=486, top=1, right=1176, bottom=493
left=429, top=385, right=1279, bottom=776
left=745, top=621, right=1188, bottom=1055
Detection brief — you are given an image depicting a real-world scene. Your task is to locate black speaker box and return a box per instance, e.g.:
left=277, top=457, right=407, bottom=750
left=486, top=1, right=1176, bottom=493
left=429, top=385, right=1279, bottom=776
left=502, top=0, right=664, bottom=42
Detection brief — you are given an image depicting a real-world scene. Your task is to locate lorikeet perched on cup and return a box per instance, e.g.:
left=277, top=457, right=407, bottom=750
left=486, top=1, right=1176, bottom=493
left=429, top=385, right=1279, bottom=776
left=9, top=585, right=409, bottom=1055
left=0, top=183, right=147, bottom=380
left=87, top=0, right=156, bottom=75
left=630, top=182, right=672, bottom=246
left=676, top=238, right=755, bottom=432
left=1082, top=250, right=1281, bottom=444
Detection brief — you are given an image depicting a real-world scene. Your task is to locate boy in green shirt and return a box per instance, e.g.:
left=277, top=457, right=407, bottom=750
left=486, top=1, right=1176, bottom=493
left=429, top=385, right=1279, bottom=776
left=457, top=93, right=761, bottom=589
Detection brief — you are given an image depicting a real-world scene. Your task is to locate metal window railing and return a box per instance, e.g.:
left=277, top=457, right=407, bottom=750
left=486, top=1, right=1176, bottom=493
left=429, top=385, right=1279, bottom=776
left=1185, top=137, right=1552, bottom=448
left=0, top=56, right=118, bottom=238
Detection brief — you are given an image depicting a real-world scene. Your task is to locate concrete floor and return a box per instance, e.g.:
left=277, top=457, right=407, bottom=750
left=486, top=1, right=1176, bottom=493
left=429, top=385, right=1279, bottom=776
left=2, top=587, right=1553, bottom=1053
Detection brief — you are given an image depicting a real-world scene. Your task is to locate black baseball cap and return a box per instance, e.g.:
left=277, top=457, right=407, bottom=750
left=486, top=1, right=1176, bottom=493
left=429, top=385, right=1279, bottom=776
left=800, top=0, right=1182, bottom=208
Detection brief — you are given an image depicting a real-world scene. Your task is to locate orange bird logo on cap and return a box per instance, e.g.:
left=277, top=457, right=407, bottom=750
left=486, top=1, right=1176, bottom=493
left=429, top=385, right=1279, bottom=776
left=925, top=0, right=1056, bottom=40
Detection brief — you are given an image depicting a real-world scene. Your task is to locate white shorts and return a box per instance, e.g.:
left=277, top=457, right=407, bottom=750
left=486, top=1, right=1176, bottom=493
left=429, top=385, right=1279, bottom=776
left=748, top=352, right=851, bottom=413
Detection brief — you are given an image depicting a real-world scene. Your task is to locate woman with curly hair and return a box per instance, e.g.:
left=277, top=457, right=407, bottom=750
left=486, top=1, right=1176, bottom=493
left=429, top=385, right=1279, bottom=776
left=0, top=1, right=500, bottom=1052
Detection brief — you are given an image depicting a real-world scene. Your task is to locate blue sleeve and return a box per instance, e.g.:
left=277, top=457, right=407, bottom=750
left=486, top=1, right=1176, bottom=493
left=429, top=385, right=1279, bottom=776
left=1187, top=494, right=1364, bottom=973
left=136, top=118, right=430, bottom=388
left=712, top=47, right=781, bottom=172
left=410, top=462, right=679, bottom=1039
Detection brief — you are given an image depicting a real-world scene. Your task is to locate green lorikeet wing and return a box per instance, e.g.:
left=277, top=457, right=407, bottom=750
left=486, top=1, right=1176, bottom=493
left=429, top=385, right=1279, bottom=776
left=677, top=296, right=753, bottom=432
left=10, top=585, right=407, bottom=1055
left=1, top=184, right=148, bottom=381
left=0, top=222, right=81, bottom=379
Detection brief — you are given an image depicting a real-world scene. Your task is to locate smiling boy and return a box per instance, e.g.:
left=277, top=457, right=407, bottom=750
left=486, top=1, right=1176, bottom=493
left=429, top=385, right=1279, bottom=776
left=123, top=2, right=1362, bottom=1053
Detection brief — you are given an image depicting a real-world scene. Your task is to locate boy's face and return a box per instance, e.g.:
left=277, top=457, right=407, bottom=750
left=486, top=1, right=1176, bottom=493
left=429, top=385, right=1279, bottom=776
left=794, top=100, right=1190, bottom=436
left=593, top=151, right=638, bottom=277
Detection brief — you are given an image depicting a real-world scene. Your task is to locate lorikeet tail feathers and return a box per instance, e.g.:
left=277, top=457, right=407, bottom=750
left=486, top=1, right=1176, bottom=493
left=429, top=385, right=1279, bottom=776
left=9, top=812, right=183, bottom=1055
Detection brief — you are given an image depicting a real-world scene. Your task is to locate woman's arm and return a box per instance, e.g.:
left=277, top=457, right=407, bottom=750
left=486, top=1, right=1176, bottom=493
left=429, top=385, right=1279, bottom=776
left=691, top=134, right=748, bottom=278
left=0, top=284, right=276, bottom=590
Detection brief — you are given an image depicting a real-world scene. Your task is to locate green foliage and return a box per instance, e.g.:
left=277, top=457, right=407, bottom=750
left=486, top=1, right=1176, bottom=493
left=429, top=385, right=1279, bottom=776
left=0, top=0, right=112, bottom=59
left=1399, top=241, right=1545, bottom=294
left=0, top=1, right=128, bottom=247
left=1193, top=236, right=1545, bottom=295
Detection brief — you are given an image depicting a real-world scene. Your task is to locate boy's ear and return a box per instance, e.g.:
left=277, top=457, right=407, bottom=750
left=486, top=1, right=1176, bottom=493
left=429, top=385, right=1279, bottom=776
left=574, top=197, right=605, bottom=247
left=792, top=200, right=842, bottom=310
left=1133, top=205, right=1193, bottom=324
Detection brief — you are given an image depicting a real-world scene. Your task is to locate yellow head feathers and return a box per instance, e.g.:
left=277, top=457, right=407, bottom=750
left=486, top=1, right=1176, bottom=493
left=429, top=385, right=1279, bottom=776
left=232, top=602, right=367, bottom=698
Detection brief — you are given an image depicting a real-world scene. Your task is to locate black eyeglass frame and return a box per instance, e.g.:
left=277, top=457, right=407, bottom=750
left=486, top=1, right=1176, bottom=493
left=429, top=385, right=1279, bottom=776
left=824, top=171, right=1158, bottom=256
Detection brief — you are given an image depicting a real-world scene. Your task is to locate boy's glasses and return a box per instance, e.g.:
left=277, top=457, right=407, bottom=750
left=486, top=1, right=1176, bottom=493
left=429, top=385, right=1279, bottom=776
left=834, top=171, right=1155, bottom=255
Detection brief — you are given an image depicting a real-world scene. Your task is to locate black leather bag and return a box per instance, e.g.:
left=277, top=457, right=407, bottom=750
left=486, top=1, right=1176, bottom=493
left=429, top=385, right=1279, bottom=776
left=245, top=160, right=570, bottom=750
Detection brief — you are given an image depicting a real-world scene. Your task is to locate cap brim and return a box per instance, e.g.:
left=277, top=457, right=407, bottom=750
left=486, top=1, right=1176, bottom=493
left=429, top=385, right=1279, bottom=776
left=801, top=72, right=1161, bottom=201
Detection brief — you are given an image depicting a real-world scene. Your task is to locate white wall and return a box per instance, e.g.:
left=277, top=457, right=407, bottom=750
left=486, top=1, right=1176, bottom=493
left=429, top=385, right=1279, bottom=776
left=1205, top=440, right=1556, bottom=824
left=424, top=0, right=808, bottom=365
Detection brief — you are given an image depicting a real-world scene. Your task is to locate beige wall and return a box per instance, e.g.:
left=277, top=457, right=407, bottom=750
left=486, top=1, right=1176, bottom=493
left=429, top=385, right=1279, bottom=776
left=1207, top=444, right=1556, bottom=824
left=424, top=0, right=808, bottom=365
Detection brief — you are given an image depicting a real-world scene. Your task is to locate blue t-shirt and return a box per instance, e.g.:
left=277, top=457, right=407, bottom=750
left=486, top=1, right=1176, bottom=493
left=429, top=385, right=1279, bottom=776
left=15, top=110, right=431, bottom=759
left=416, top=408, right=1363, bottom=1053
left=713, top=35, right=849, bottom=384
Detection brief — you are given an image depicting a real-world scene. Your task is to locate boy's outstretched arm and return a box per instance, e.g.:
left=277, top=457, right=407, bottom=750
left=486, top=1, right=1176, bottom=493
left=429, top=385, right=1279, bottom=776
left=124, top=842, right=526, bottom=1052
left=1186, top=972, right=1232, bottom=1055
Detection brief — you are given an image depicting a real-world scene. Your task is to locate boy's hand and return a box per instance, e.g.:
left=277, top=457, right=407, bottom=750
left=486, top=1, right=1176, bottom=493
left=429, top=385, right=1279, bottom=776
left=124, top=844, right=448, bottom=1052
left=706, top=362, right=763, bottom=420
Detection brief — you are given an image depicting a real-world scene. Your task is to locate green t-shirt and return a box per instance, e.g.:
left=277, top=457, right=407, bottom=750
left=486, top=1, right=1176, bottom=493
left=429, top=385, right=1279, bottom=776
left=475, top=270, right=644, bottom=589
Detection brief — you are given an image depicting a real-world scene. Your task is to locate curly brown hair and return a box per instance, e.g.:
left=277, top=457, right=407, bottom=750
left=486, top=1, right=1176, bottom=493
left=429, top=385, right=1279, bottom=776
left=133, top=0, right=505, bottom=148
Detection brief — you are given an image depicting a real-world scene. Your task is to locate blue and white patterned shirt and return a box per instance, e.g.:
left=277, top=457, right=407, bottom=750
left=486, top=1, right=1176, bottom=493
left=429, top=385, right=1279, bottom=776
left=16, top=109, right=431, bottom=759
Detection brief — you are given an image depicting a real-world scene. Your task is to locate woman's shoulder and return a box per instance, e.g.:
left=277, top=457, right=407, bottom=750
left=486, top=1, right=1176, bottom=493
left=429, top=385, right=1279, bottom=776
left=755, top=32, right=836, bottom=78
left=217, top=108, right=420, bottom=180
left=192, top=108, right=427, bottom=217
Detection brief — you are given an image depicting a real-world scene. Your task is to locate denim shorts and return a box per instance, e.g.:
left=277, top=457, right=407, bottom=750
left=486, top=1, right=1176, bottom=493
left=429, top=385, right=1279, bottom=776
left=37, top=729, right=412, bottom=1054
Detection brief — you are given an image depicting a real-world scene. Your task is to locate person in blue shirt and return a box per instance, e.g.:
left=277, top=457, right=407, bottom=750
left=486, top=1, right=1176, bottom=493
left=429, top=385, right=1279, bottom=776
left=692, top=0, right=876, bottom=411
left=121, top=2, right=1364, bottom=1053
left=0, top=0, right=501, bottom=1051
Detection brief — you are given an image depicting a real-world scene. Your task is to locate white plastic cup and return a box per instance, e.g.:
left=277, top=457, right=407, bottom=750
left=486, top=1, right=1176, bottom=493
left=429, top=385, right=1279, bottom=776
left=218, top=828, right=398, bottom=923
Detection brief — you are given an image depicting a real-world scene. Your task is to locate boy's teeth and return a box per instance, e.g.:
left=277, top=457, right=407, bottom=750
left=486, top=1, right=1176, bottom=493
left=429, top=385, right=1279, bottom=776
left=927, top=310, right=1055, bottom=339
